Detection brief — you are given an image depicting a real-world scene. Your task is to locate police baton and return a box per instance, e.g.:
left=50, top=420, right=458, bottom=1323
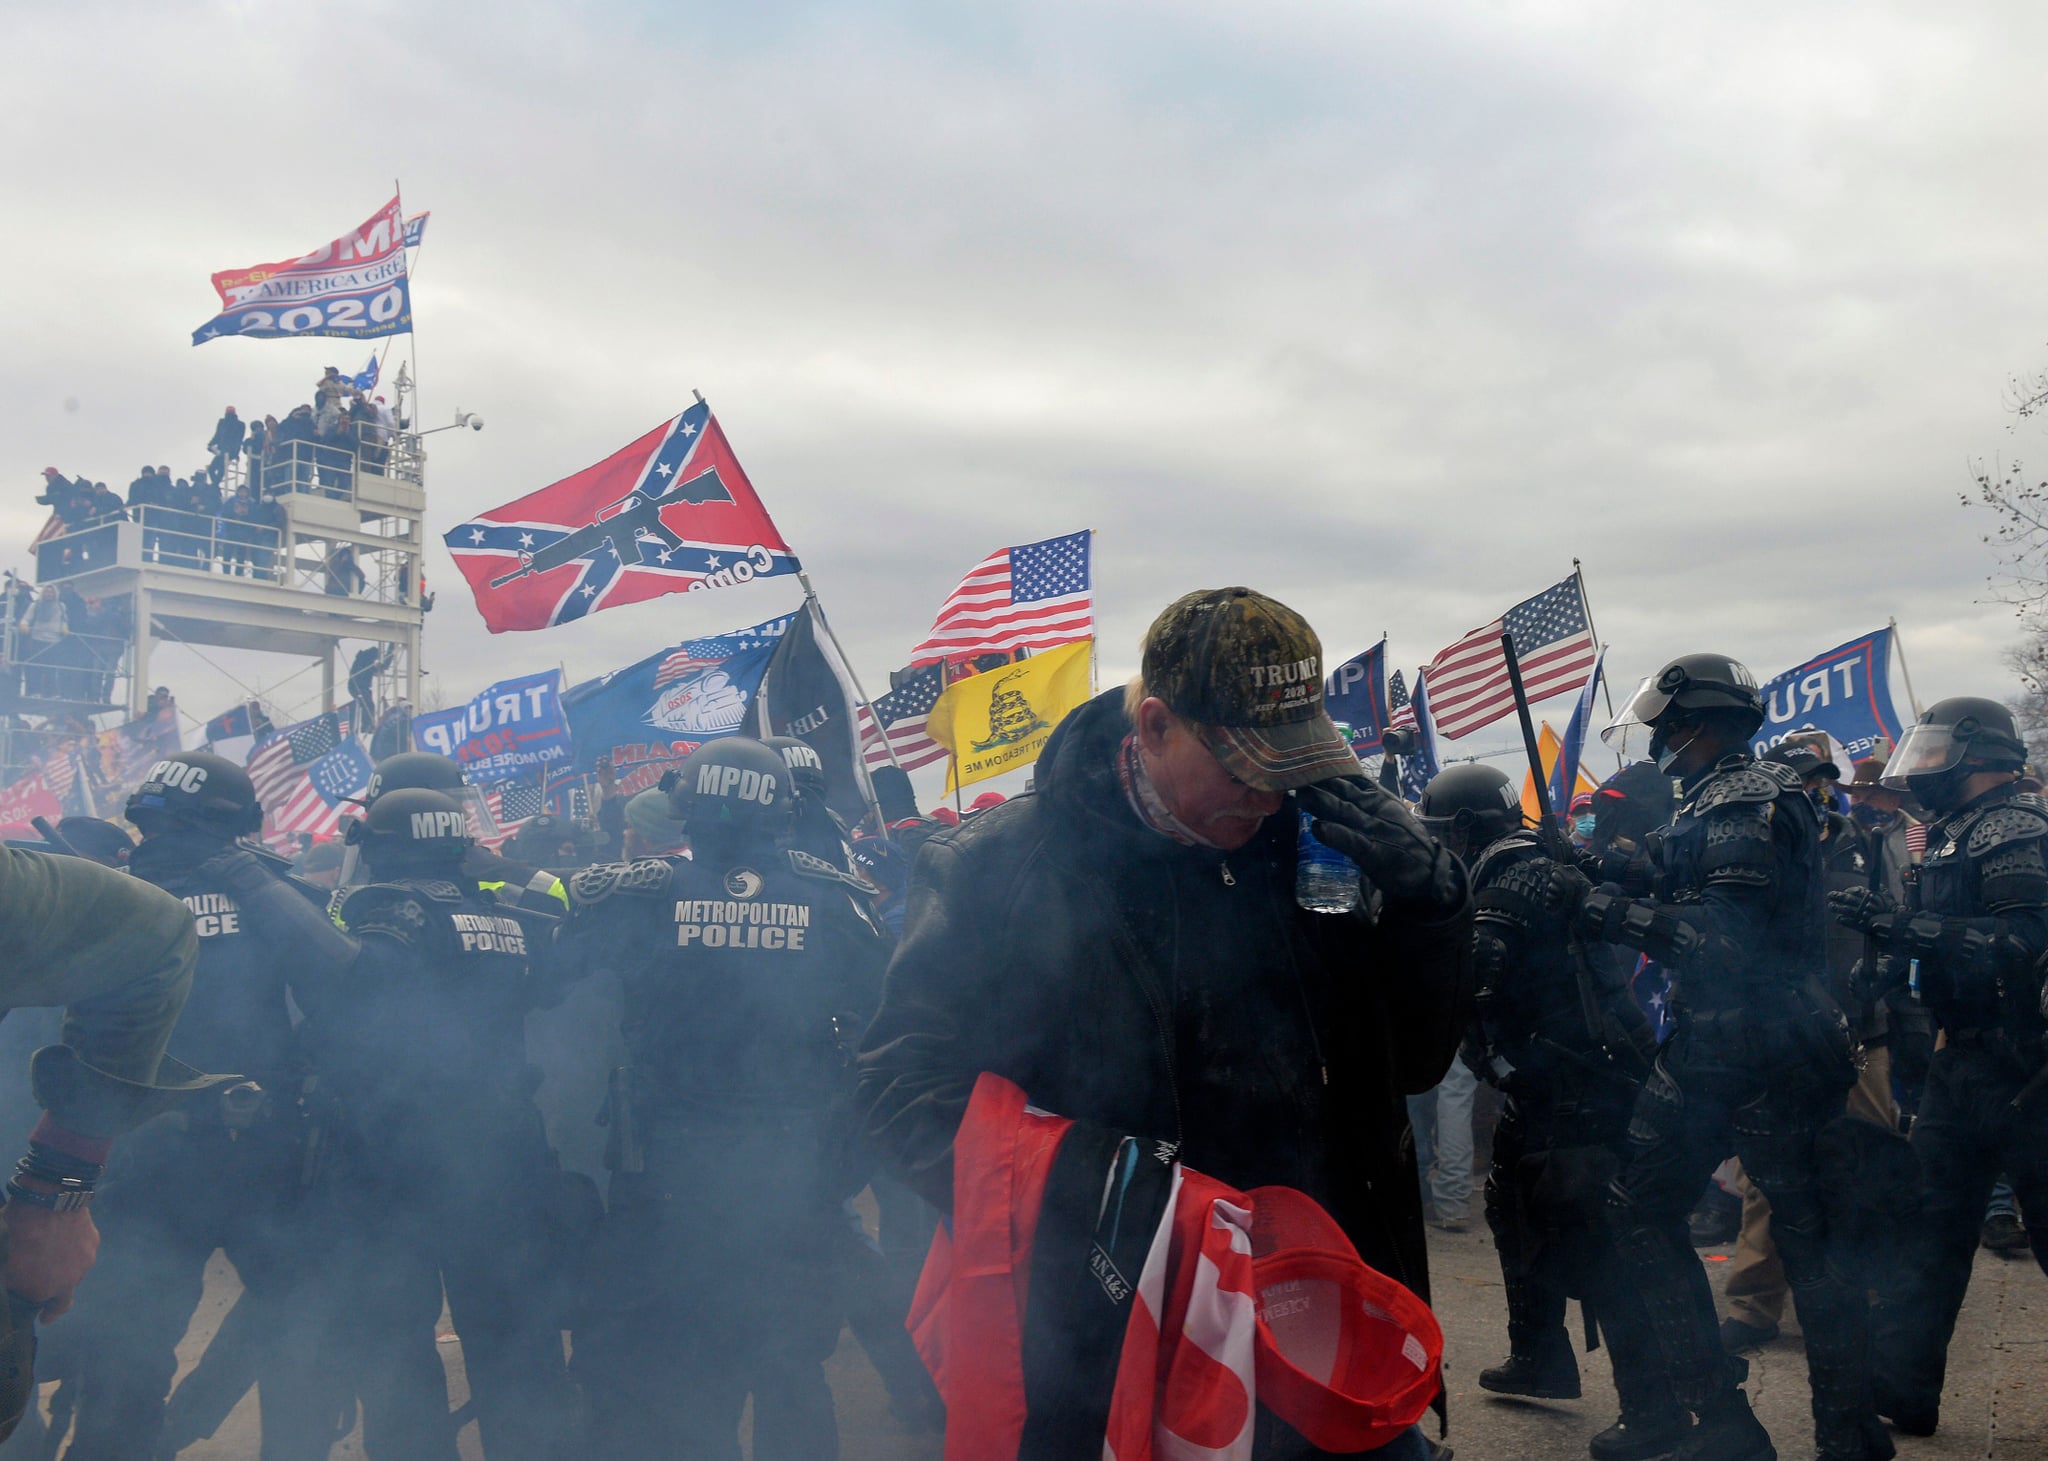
left=1499, top=632, right=1570, bottom=865
left=29, top=818, right=78, bottom=859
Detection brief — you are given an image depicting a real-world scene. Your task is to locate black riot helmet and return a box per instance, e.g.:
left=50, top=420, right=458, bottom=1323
left=346, top=786, right=472, bottom=871
left=666, top=738, right=795, bottom=849
left=1882, top=697, right=2027, bottom=815
left=1417, top=764, right=1525, bottom=856
left=364, top=750, right=466, bottom=803
left=1602, top=652, right=1764, bottom=765
left=761, top=736, right=828, bottom=802
left=125, top=752, right=264, bottom=839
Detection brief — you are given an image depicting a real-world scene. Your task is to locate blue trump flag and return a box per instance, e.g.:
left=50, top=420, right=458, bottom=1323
left=1324, top=642, right=1389, bottom=757
left=1548, top=649, right=1605, bottom=810
left=1754, top=628, right=1907, bottom=763
left=412, top=670, right=574, bottom=781
left=562, top=614, right=793, bottom=794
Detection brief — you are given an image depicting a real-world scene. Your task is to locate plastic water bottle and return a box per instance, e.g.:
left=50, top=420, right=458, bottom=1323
left=1295, top=807, right=1361, bottom=914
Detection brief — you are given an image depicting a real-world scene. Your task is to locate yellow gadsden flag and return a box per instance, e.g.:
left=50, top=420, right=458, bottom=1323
left=931, top=638, right=1095, bottom=791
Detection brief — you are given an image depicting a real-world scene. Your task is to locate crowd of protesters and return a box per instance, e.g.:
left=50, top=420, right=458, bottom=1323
left=30, top=367, right=405, bottom=591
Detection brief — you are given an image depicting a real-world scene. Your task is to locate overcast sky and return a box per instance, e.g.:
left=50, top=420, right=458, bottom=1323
left=9, top=1, right=2048, bottom=799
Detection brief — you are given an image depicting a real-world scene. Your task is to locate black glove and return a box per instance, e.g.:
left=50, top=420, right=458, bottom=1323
left=1548, top=862, right=1594, bottom=915
left=194, top=846, right=280, bottom=901
left=1828, top=886, right=1895, bottom=934
left=1298, top=777, right=1460, bottom=911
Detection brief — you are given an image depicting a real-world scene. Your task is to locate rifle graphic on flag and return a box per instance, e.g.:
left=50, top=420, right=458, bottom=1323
left=488, top=467, right=734, bottom=589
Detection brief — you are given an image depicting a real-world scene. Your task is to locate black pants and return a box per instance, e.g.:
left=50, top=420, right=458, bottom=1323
left=575, top=1113, right=844, bottom=1461
left=1873, top=1041, right=2048, bottom=1410
left=1485, top=1084, right=1673, bottom=1424
left=1605, top=1017, right=1874, bottom=1454
left=62, top=1122, right=333, bottom=1461
left=322, top=1104, right=576, bottom=1461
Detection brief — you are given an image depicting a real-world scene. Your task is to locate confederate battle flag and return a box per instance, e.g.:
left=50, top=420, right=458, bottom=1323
left=444, top=401, right=802, bottom=633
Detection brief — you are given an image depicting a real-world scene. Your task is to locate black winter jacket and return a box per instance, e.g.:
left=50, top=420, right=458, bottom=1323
left=857, top=690, right=1473, bottom=1302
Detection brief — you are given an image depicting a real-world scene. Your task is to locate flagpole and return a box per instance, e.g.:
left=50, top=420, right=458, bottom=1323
left=1571, top=559, right=1623, bottom=770
left=796, top=574, right=906, bottom=780
left=1888, top=616, right=1924, bottom=721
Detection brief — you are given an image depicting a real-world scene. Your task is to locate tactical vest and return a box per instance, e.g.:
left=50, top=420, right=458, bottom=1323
left=567, top=846, right=879, bottom=1115
left=1915, top=788, right=2048, bottom=1037
left=127, top=833, right=308, bottom=1082
left=1657, top=754, right=1827, bottom=993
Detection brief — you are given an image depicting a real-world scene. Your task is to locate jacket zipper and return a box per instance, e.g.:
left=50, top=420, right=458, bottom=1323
left=1218, top=859, right=1235, bottom=887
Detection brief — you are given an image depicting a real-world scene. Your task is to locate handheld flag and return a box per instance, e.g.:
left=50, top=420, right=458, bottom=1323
left=1547, top=648, right=1605, bottom=810
left=193, top=195, right=412, bottom=345
left=909, top=531, right=1092, bottom=666
left=562, top=614, right=793, bottom=795
left=755, top=601, right=878, bottom=825
left=244, top=709, right=359, bottom=847
left=444, top=402, right=801, bottom=632
left=1520, top=722, right=1602, bottom=824
left=410, top=670, right=573, bottom=781
left=1753, top=629, right=1906, bottom=763
left=1424, top=573, right=1598, bottom=739
left=929, top=639, right=1093, bottom=791
left=1324, top=642, right=1389, bottom=757
left=859, top=662, right=949, bottom=773
left=350, top=354, right=380, bottom=392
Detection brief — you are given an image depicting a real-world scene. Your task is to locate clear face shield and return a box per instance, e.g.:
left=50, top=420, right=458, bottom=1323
left=1599, top=675, right=1678, bottom=763
left=1879, top=722, right=1969, bottom=791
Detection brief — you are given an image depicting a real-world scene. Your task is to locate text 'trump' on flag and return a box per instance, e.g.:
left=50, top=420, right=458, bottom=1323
left=443, top=401, right=801, bottom=633
left=908, top=531, right=1092, bottom=667
left=1423, top=573, right=1598, bottom=740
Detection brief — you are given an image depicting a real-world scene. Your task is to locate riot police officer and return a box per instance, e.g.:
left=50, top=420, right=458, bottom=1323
left=321, top=788, right=577, bottom=1460
left=762, top=734, right=855, bottom=867
left=1555, top=654, right=1884, bottom=1461
left=65, top=752, right=338, bottom=1460
left=561, top=738, right=887, bottom=1459
left=1830, top=697, right=2048, bottom=1435
left=359, top=751, right=568, bottom=915
left=1420, top=765, right=1679, bottom=1461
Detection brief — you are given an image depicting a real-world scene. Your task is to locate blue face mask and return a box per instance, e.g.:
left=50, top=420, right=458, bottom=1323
left=1574, top=814, right=1597, bottom=838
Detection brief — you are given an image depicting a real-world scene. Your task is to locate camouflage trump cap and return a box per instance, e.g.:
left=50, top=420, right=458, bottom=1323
left=1141, top=587, right=1359, bottom=791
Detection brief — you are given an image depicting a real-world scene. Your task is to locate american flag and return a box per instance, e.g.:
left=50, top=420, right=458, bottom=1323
left=246, top=710, right=359, bottom=846
left=487, top=779, right=545, bottom=826
left=652, top=617, right=795, bottom=689
left=908, top=531, right=1092, bottom=666
left=1424, top=574, right=1599, bottom=740
left=857, top=663, right=948, bottom=772
left=1387, top=670, right=1416, bottom=731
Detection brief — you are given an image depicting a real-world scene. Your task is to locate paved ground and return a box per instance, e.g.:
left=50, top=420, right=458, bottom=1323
left=12, top=1205, right=2043, bottom=1457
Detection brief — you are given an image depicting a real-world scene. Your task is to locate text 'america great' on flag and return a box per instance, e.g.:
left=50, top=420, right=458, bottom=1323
left=1423, top=572, right=1599, bottom=740
left=908, top=531, right=1092, bottom=667
left=443, top=400, right=801, bottom=633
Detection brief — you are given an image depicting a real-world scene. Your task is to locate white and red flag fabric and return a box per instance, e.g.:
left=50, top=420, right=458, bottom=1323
left=444, top=402, right=801, bottom=633
left=246, top=710, right=368, bottom=848
left=911, top=1073, right=1443, bottom=1461
left=857, top=662, right=949, bottom=773
left=908, top=531, right=1092, bottom=667
left=1423, top=572, right=1599, bottom=740
left=192, top=194, right=412, bottom=345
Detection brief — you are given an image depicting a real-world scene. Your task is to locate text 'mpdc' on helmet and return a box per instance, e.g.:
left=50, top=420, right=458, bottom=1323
left=1416, top=764, right=1524, bottom=850
left=125, top=751, right=263, bottom=838
left=346, top=786, right=472, bottom=866
left=666, top=738, right=795, bottom=842
left=760, top=735, right=827, bottom=801
left=1882, top=697, right=2027, bottom=811
left=1600, top=652, right=1763, bottom=760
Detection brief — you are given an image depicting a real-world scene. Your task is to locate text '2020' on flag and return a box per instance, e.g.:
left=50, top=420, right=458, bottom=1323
left=192, top=195, right=413, bottom=345
left=1424, top=573, right=1598, bottom=740
left=909, top=531, right=1092, bottom=666
left=929, top=638, right=1094, bottom=791
left=445, top=402, right=801, bottom=633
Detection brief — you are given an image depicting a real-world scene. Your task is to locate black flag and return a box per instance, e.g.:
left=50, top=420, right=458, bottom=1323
left=755, top=600, right=876, bottom=827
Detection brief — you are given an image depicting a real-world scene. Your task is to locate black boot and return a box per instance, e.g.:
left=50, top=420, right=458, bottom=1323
left=1479, top=1345, right=1581, bottom=1400
left=1674, top=1391, right=1775, bottom=1461
left=1589, top=1410, right=1690, bottom=1461
left=1870, top=1376, right=1937, bottom=1438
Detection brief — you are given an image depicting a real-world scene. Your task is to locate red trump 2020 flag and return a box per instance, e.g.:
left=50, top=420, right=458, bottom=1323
left=443, top=402, right=802, bottom=633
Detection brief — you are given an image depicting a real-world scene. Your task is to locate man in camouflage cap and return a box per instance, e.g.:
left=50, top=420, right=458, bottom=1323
left=860, top=586, right=1472, bottom=1459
